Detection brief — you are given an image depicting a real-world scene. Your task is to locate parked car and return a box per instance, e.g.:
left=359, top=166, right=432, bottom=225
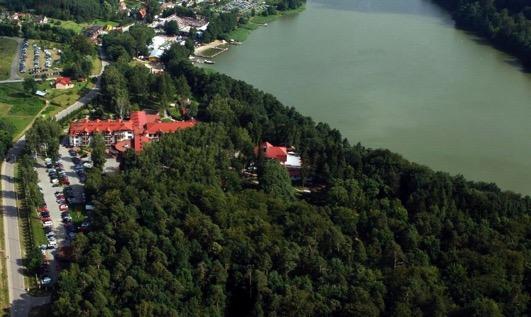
left=62, top=215, right=72, bottom=223
left=38, top=205, right=48, bottom=212
left=43, top=221, right=53, bottom=227
left=40, top=211, right=50, bottom=218
left=46, top=232, right=55, bottom=238
left=83, top=161, right=93, bottom=169
left=41, top=217, right=52, bottom=222
left=60, top=177, right=70, bottom=185
left=59, top=204, right=69, bottom=211
left=47, top=240, right=57, bottom=248
left=41, top=276, right=52, bottom=286
left=69, top=149, right=77, bottom=156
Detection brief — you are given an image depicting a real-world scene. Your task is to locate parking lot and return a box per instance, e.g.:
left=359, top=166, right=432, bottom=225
left=20, top=39, right=62, bottom=77
left=35, top=145, right=89, bottom=283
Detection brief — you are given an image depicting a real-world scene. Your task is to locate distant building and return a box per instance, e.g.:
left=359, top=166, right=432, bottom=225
left=33, top=15, right=48, bottom=24
left=256, top=142, right=302, bottom=179
left=84, top=25, right=104, bottom=43
left=68, top=111, right=198, bottom=152
left=55, top=77, right=73, bottom=89
left=155, top=14, right=209, bottom=33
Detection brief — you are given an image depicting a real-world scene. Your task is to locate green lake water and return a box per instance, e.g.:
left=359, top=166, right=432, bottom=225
left=204, top=0, right=531, bottom=194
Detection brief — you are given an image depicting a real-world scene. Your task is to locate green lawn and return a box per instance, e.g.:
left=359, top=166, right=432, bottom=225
left=52, top=18, right=120, bottom=33
left=91, top=56, right=102, bottom=76
left=0, top=83, right=46, bottom=138
left=37, top=80, right=93, bottom=110
left=0, top=37, right=17, bottom=80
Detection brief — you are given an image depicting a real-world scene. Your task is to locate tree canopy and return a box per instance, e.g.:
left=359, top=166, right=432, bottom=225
left=52, top=53, right=531, bottom=316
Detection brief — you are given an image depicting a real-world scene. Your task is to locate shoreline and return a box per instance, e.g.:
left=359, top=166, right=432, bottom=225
left=193, top=6, right=305, bottom=60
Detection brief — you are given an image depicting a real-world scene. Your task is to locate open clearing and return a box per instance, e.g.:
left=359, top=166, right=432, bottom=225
left=0, top=37, right=18, bottom=80
left=0, top=83, right=46, bottom=137
left=52, top=18, right=120, bottom=33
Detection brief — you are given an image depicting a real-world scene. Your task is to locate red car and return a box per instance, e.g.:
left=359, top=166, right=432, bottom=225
left=60, top=177, right=70, bottom=185
left=41, top=217, right=52, bottom=222
left=59, top=204, right=69, bottom=211
left=37, top=206, right=48, bottom=212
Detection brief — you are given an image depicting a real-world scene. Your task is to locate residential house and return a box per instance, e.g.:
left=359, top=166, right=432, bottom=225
left=84, top=25, right=104, bottom=43
left=55, top=77, right=74, bottom=89
left=256, top=142, right=302, bottom=179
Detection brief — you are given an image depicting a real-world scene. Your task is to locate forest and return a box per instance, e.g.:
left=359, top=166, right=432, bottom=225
left=6, top=0, right=120, bottom=22
left=0, top=119, right=14, bottom=161
left=433, top=0, right=531, bottom=67
left=50, top=45, right=531, bottom=316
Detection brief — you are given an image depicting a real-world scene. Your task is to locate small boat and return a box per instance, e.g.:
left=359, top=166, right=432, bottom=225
left=263, top=23, right=268, bottom=27
left=204, top=60, right=215, bottom=65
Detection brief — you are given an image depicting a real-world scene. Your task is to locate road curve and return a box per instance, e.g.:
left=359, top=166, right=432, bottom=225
left=1, top=52, right=108, bottom=316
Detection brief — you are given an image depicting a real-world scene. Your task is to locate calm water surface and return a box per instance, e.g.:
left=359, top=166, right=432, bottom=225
left=204, top=0, right=531, bottom=194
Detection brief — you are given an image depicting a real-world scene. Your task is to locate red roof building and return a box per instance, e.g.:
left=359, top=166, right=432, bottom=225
left=55, top=77, right=73, bottom=89
left=259, top=142, right=288, bottom=162
left=256, top=142, right=302, bottom=179
left=68, top=111, right=198, bottom=152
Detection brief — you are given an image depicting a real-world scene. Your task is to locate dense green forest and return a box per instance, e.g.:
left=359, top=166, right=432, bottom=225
left=51, top=48, right=531, bottom=316
left=6, top=0, right=119, bottom=22
left=0, top=118, right=15, bottom=161
left=433, top=0, right=531, bottom=67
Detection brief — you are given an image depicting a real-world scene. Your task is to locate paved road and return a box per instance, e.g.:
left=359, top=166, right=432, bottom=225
left=1, top=51, right=108, bottom=316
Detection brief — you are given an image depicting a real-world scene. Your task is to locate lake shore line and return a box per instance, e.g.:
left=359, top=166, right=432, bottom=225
left=194, top=6, right=305, bottom=59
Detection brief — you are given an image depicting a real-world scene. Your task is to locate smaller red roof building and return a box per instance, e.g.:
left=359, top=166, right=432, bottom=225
left=55, top=77, right=74, bottom=89
left=258, top=142, right=288, bottom=162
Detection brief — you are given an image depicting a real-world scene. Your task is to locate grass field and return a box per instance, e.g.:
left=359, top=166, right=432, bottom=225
left=91, top=56, right=102, bottom=76
left=52, top=18, right=120, bottom=33
left=0, top=83, right=46, bottom=138
left=0, top=38, right=17, bottom=80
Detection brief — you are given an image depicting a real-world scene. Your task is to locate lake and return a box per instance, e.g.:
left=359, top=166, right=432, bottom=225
left=203, top=0, right=531, bottom=194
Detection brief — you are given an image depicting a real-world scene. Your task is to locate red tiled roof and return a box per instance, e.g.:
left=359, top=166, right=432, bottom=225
left=69, top=118, right=133, bottom=134
left=134, top=136, right=151, bottom=152
left=145, top=120, right=198, bottom=134
left=55, top=77, right=72, bottom=86
left=70, top=111, right=198, bottom=152
left=114, top=140, right=132, bottom=152
left=256, top=142, right=288, bottom=162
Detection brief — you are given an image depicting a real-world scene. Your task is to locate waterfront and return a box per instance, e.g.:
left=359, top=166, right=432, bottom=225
left=204, top=0, right=531, bottom=194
